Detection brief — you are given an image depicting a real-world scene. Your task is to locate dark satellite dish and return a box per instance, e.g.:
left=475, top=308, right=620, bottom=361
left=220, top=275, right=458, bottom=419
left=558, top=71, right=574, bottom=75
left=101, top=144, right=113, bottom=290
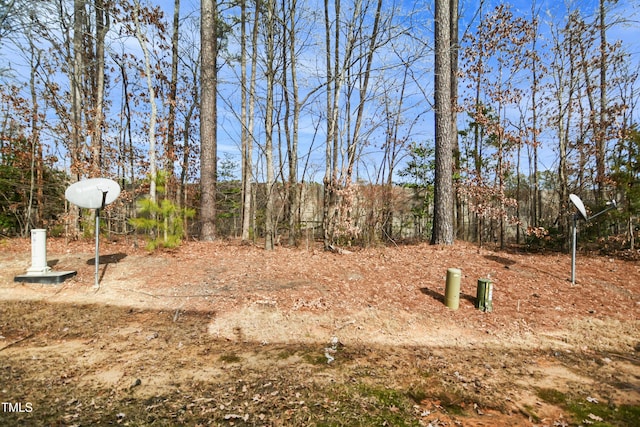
left=65, top=178, right=121, bottom=210
left=569, top=193, right=588, bottom=221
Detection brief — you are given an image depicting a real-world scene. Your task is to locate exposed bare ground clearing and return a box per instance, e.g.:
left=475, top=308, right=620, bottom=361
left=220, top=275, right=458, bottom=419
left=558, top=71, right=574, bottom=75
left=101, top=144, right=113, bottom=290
left=0, top=238, right=638, bottom=426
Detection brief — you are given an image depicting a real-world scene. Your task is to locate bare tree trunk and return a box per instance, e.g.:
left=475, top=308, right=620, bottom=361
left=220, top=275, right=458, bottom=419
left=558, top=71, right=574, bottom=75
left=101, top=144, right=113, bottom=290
left=530, top=8, right=540, bottom=228
left=241, top=0, right=259, bottom=243
left=91, top=0, right=108, bottom=177
left=166, top=0, right=181, bottom=200
left=322, top=0, right=335, bottom=250
left=178, top=51, right=198, bottom=236
left=133, top=0, right=158, bottom=204
left=27, top=38, right=41, bottom=234
left=281, top=0, right=292, bottom=245
left=431, top=0, right=454, bottom=245
left=67, top=0, right=85, bottom=239
left=498, top=127, right=505, bottom=249
left=240, top=0, right=249, bottom=241
left=597, top=0, right=607, bottom=204
left=470, top=4, right=484, bottom=246
left=264, top=0, right=276, bottom=251
left=285, top=0, right=300, bottom=247
left=380, top=63, right=412, bottom=243
left=346, top=0, right=382, bottom=182
left=323, top=0, right=361, bottom=249
left=71, top=0, right=84, bottom=181
left=200, top=0, right=218, bottom=241
left=450, top=0, right=461, bottom=238
left=577, top=23, right=598, bottom=197
left=322, top=0, right=370, bottom=249
left=555, top=18, right=576, bottom=245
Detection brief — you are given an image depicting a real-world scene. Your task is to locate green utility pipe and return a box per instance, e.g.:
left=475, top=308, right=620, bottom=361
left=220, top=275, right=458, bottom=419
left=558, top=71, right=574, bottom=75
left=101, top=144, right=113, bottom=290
left=444, top=268, right=461, bottom=310
left=476, top=278, right=493, bottom=312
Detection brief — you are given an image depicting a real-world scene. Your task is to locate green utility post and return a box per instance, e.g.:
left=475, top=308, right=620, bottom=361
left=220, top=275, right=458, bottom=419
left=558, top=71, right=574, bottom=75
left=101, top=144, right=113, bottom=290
left=476, top=278, right=493, bottom=312
left=444, top=268, right=461, bottom=310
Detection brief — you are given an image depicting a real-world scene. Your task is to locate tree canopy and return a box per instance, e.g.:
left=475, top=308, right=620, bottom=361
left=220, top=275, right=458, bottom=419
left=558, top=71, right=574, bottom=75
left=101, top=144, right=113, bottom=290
left=0, top=0, right=638, bottom=250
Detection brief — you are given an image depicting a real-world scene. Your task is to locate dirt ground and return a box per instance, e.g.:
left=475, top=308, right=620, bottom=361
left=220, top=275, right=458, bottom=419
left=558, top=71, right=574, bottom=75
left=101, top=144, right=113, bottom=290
left=0, top=237, right=639, bottom=426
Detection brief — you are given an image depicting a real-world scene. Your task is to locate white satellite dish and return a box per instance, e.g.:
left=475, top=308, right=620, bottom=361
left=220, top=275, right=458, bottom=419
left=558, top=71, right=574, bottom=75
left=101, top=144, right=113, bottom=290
left=65, top=178, right=121, bottom=210
left=65, top=178, right=121, bottom=289
left=568, top=193, right=618, bottom=285
left=569, top=193, right=588, bottom=221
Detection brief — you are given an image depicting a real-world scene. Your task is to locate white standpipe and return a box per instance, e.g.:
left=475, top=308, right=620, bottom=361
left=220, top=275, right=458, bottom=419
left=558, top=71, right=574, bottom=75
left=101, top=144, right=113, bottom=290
left=27, top=229, right=52, bottom=275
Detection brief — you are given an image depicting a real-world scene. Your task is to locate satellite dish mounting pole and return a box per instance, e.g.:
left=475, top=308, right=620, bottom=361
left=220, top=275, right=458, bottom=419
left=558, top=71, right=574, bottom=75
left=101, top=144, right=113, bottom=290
left=571, top=213, right=578, bottom=285
left=569, top=193, right=587, bottom=286
left=569, top=194, right=617, bottom=286
left=94, top=191, right=108, bottom=290
left=95, top=208, right=100, bottom=289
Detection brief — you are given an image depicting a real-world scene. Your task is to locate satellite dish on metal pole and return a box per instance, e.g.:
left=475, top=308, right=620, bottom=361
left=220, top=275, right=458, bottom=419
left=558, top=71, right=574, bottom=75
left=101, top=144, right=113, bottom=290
left=65, top=178, right=121, bottom=289
left=569, top=194, right=588, bottom=221
left=568, top=193, right=618, bottom=285
left=569, top=194, right=586, bottom=285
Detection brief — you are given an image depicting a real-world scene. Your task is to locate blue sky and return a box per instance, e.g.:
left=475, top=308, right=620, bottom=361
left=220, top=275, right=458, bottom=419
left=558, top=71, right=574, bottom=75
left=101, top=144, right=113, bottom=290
left=148, top=0, right=640, bottom=182
left=2, top=0, right=638, bottom=184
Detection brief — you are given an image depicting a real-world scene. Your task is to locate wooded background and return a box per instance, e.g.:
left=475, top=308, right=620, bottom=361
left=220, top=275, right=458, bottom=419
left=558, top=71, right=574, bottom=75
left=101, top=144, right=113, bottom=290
left=0, top=0, right=638, bottom=251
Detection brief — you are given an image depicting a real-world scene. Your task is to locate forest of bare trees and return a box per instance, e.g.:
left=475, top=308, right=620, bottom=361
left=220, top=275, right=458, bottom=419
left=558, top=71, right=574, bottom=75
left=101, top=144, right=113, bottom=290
left=0, top=0, right=638, bottom=251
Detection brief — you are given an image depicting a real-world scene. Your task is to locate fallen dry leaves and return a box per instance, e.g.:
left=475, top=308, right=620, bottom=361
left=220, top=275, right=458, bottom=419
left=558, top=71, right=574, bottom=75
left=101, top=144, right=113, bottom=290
left=0, top=237, right=638, bottom=425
